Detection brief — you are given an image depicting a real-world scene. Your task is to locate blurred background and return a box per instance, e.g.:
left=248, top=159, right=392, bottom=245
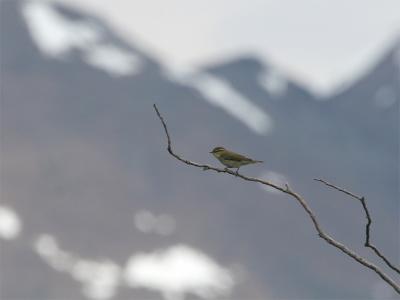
left=0, top=0, right=399, bottom=299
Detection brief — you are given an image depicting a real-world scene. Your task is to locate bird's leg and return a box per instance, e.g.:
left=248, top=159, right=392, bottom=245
left=235, top=167, right=240, bottom=176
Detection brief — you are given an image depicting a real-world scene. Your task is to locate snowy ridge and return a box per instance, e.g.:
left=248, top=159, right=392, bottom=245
left=22, top=1, right=142, bottom=76
left=22, top=1, right=273, bottom=135
left=192, top=73, right=273, bottom=135
left=166, top=66, right=273, bottom=135
left=258, top=67, right=288, bottom=98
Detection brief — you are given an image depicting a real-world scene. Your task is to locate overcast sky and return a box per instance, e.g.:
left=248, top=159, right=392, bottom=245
left=55, top=0, right=400, bottom=94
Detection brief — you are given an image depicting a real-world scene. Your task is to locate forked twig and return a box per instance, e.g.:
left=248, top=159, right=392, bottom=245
left=153, top=104, right=400, bottom=294
left=314, top=178, right=400, bottom=274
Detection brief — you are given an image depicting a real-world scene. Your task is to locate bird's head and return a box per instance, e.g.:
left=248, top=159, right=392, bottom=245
left=210, top=146, right=226, bottom=154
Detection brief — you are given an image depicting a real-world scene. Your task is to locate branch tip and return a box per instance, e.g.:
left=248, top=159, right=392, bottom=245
left=314, top=177, right=400, bottom=275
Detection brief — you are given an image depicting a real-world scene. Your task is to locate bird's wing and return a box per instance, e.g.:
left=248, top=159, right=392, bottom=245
left=224, top=152, right=251, bottom=162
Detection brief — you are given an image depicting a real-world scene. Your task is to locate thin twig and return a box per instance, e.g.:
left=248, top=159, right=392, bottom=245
left=314, top=178, right=400, bottom=275
left=153, top=104, right=400, bottom=294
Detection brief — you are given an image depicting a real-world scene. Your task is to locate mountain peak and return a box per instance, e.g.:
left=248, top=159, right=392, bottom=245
left=18, top=0, right=160, bottom=77
left=203, top=55, right=266, bottom=77
left=200, top=55, right=315, bottom=100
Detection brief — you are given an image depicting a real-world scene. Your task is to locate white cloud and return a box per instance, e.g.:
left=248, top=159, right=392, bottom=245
left=0, top=205, right=22, bottom=240
left=124, top=244, right=234, bottom=300
left=22, top=1, right=142, bottom=76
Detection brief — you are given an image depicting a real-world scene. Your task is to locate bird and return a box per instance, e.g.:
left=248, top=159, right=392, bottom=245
left=210, top=146, right=263, bottom=173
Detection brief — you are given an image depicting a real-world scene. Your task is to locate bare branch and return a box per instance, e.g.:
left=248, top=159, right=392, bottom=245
left=153, top=104, right=400, bottom=294
left=314, top=178, right=400, bottom=275
left=153, top=104, right=287, bottom=191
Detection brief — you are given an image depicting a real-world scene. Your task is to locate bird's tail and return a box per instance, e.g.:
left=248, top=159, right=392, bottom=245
left=252, top=160, right=263, bottom=163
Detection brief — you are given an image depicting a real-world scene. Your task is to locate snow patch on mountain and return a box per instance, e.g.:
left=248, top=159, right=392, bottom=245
left=22, top=1, right=142, bottom=76
left=258, top=68, right=288, bottom=98
left=166, top=67, right=273, bottom=135
left=124, top=244, right=234, bottom=300
left=193, top=74, right=273, bottom=135
left=22, top=1, right=98, bottom=57
left=83, top=44, right=142, bottom=76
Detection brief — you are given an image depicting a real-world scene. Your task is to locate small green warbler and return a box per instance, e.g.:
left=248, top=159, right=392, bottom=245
left=210, top=146, right=263, bottom=173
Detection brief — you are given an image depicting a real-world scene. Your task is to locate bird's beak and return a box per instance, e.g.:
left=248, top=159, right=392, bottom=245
left=209, top=151, right=212, bottom=153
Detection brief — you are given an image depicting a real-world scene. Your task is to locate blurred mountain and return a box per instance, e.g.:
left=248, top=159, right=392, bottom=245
left=1, top=0, right=399, bottom=299
left=327, top=40, right=400, bottom=151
